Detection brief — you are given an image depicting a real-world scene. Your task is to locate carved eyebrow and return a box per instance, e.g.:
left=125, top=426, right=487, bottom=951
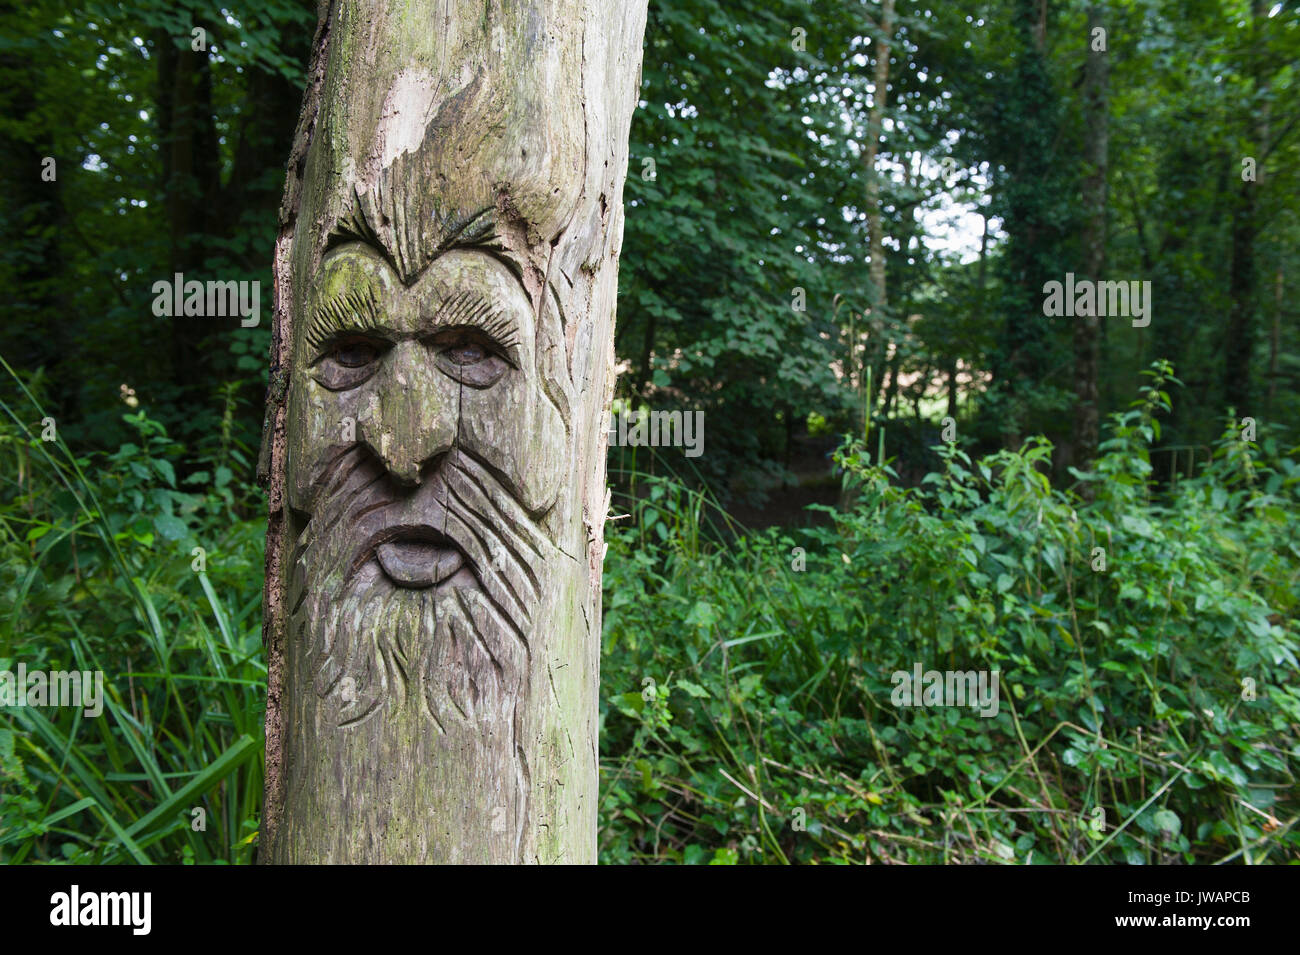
left=305, top=285, right=382, bottom=352
left=430, top=288, right=521, bottom=354
left=326, top=195, right=498, bottom=285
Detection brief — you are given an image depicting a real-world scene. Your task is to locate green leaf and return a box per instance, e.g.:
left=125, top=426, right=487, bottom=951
left=1152, top=809, right=1181, bottom=838
left=675, top=679, right=710, bottom=699
left=684, top=600, right=718, bottom=629
left=153, top=513, right=188, bottom=541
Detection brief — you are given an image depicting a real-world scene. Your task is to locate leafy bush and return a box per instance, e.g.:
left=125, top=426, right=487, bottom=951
left=599, top=364, right=1299, bottom=863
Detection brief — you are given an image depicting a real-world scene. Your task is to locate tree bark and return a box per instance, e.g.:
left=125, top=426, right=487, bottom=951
left=1223, top=0, right=1268, bottom=414
left=1073, top=4, right=1107, bottom=482
left=157, top=25, right=221, bottom=393
left=259, top=0, right=648, bottom=864
left=1267, top=265, right=1282, bottom=415
left=864, top=0, right=895, bottom=312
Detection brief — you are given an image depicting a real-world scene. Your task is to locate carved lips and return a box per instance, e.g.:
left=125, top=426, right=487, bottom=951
left=376, top=538, right=464, bottom=588
left=362, top=526, right=467, bottom=589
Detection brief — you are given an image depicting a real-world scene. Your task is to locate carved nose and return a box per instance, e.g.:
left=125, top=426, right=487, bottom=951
left=370, top=342, right=458, bottom=487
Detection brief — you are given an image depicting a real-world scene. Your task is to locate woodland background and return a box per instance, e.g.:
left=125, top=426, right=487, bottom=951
left=1, top=0, right=1298, bottom=864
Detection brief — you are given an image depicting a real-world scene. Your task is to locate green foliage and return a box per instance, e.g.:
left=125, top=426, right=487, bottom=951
left=3, top=337, right=1296, bottom=865
left=0, top=0, right=312, bottom=458
left=8, top=0, right=1299, bottom=504
left=3, top=0, right=1298, bottom=866
left=0, top=365, right=265, bottom=863
left=599, top=365, right=1299, bottom=863
left=621, top=0, right=885, bottom=497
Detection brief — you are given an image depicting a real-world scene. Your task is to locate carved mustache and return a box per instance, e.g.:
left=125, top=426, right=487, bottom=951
left=305, top=444, right=555, bottom=637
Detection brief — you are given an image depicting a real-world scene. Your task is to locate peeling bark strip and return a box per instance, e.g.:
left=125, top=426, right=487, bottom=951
left=260, top=0, right=648, bottom=863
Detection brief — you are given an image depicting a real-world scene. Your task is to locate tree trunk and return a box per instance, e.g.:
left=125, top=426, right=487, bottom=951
left=1267, top=265, right=1282, bottom=415
left=157, top=25, right=222, bottom=394
left=1223, top=0, right=1268, bottom=414
left=857, top=0, right=895, bottom=453
left=950, top=213, right=990, bottom=422
left=1073, top=3, right=1108, bottom=483
left=0, top=47, right=74, bottom=420
left=864, top=0, right=895, bottom=311
left=259, top=0, right=648, bottom=864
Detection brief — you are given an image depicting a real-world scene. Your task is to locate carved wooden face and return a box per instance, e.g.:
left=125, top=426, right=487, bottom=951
left=291, top=240, right=565, bottom=520
left=282, top=237, right=568, bottom=734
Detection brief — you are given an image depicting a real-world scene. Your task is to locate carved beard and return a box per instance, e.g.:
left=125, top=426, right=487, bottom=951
left=284, top=443, right=564, bottom=859
left=288, top=443, right=557, bottom=734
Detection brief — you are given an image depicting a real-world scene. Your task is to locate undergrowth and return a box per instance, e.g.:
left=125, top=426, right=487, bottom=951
left=2, top=360, right=1296, bottom=863
left=599, top=363, right=1300, bottom=863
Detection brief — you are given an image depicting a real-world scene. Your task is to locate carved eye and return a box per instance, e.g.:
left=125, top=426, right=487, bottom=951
left=431, top=331, right=510, bottom=388
left=446, top=343, right=486, bottom=365
left=335, top=341, right=380, bottom=368
left=312, top=336, right=387, bottom=391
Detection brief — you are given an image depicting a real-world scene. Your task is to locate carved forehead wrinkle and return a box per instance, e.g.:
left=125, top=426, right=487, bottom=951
left=318, top=11, right=585, bottom=283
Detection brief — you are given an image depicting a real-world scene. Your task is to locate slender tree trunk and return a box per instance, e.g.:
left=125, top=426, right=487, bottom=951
left=995, top=0, right=1060, bottom=451
left=1267, top=265, right=1282, bottom=414
left=259, top=0, right=648, bottom=864
left=158, top=25, right=221, bottom=393
left=0, top=51, right=72, bottom=418
left=1224, top=0, right=1268, bottom=413
left=864, top=0, right=895, bottom=311
left=946, top=355, right=958, bottom=420
left=948, top=213, right=989, bottom=423
left=223, top=36, right=311, bottom=267
left=1073, top=4, right=1108, bottom=483
left=858, top=0, right=895, bottom=450
left=1225, top=171, right=1258, bottom=414
left=881, top=349, right=897, bottom=417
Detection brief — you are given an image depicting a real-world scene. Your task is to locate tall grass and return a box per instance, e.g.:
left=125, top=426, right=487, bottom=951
left=0, top=359, right=264, bottom=863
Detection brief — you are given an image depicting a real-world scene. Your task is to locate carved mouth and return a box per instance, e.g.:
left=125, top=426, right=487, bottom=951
left=364, top=527, right=467, bottom=589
